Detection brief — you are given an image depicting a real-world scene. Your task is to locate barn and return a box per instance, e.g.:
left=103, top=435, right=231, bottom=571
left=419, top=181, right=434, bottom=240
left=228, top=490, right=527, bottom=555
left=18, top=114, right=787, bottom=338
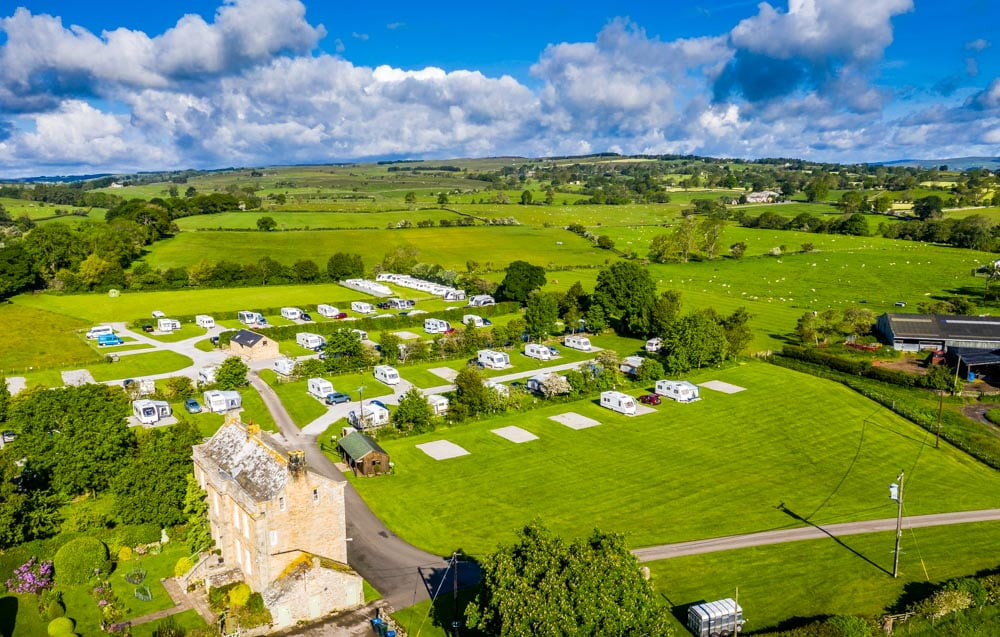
left=876, top=313, right=1000, bottom=352
left=338, top=432, right=391, bottom=477
left=228, top=329, right=280, bottom=361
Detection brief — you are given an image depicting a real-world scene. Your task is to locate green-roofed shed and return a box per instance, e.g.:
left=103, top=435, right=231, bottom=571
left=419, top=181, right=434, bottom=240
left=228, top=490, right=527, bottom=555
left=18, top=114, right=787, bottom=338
left=337, top=431, right=390, bottom=477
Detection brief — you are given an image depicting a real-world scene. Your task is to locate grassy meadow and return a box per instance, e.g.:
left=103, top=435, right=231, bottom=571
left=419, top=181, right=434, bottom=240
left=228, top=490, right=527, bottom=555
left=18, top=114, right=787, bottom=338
left=0, top=304, right=99, bottom=373
left=349, top=362, right=1000, bottom=557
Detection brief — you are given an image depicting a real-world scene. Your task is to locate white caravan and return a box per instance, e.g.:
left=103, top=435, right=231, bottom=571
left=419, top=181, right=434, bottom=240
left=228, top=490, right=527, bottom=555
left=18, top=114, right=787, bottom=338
left=655, top=380, right=701, bottom=403
left=197, top=366, right=218, bottom=385
left=203, top=390, right=242, bottom=413
left=468, top=294, right=495, bottom=307
left=195, top=314, right=216, bottom=329
left=280, top=307, right=303, bottom=320
left=238, top=311, right=266, bottom=325
left=564, top=335, right=592, bottom=351
left=307, top=378, right=334, bottom=399
left=524, top=343, right=553, bottom=361
left=296, top=332, right=326, bottom=350
left=86, top=325, right=115, bottom=340
left=273, top=358, right=296, bottom=376
left=373, top=365, right=400, bottom=385
left=132, top=399, right=172, bottom=425
left=477, top=350, right=510, bottom=369
left=600, top=391, right=637, bottom=415
left=426, top=394, right=450, bottom=415
left=317, top=304, right=339, bottom=318
left=424, top=318, right=452, bottom=334
left=157, top=318, right=181, bottom=332
left=645, top=337, right=663, bottom=353
left=351, top=301, right=375, bottom=314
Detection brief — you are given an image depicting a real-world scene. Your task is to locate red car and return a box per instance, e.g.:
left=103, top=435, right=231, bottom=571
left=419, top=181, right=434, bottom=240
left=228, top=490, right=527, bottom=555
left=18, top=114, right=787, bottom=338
left=334, top=312, right=348, bottom=319
left=638, top=394, right=661, bottom=405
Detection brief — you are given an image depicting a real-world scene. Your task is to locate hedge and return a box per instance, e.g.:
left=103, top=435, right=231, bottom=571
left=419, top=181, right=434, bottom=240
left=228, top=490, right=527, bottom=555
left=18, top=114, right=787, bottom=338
left=781, top=345, right=945, bottom=390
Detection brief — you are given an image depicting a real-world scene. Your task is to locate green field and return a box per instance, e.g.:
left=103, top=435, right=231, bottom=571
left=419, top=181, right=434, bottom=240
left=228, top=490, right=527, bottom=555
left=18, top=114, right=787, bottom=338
left=259, top=370, right=329, bottom=428
left=350, top=362, right=1000, bottom=557
left=173, top=208, right=465, bottom=230
left=87, top=351, right=193, bottom=382
left=0, top=304, right=99, bottom=373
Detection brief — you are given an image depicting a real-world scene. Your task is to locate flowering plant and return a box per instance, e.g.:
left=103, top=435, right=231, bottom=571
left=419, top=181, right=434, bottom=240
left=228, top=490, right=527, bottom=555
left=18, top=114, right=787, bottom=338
left=4, top=557, right=54, bottom=595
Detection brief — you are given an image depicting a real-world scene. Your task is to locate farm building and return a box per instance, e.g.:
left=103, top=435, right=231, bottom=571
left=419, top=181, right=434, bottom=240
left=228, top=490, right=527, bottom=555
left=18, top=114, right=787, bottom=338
left=946, top=347, right=1000, bottom=382
left=426, top=394, right=449, bottom=415
left=655, top=380, right=700, bottom=403
left=191, top=420, right=362, bottom=629
left=132, top=399, right=171, bottom=425
left=203, top=390, right=242, bottom=413
left=620, top=355, right=646, bottom=376
left=338, top=431, right=391, bottom=477
left=229, top=329, right=279, bottom=361
left=876, top=313, right=1000, bottom=352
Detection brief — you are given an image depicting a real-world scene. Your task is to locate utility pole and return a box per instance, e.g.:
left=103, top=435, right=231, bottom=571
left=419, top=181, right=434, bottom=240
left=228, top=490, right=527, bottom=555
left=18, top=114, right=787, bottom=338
left=936, top=391, right=944, bottom=449
left=451, top=551, right=461, bottom=637
left=891, top=470, right=905, bottom=578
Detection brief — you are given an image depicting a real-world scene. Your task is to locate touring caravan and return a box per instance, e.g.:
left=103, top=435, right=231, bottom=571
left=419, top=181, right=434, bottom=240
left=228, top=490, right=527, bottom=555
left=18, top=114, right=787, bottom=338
left=645, top=337, right=663, bottom=353
left=198, top=366, right=218, bottom=385
left=351, top=301, right=375, bottom=314
left=600, top=391, right=637, bottom=416
left=281, top=307, right=303, bottom=320
left=426, top=394, right=449, bottom=415
left=132, top=399, right=172, bottom=425
left=348, top=404, right=390, bottom=429
left=524, top=343, right=554, bottom=361
left=195, top=314, right=215, bottom=329
left=373, top=365, right=400, bottom=385
left=477, top=349, right=510, bottom=369
left=203, top=390, right=242, bottom=413
left=157, top=318, right=181, bottom=332
left=468, top=294, right=495, bottom=307
left=296, top=332, right=326, bottom=350
left=317, top=304, right=339, bottom=318
left=351, top=329, right=368, bottom=341
left=238, top=311, right=267, bottom=326
left=688, top=599, right=744, bottom=637
left=307, top=378, right=334, bottom=400
left=424, top=318, right=452, bottom=334
left=386, top=298, right=415, bottom=310
left=86, top=325, right=115, bottom=340
left=655, top=380, right=701, bottom=403
left=463, top=314, right=491, bottom=328
left=564, top=335, right=592, bottom=351
left=273, top=358, right=296, bottom=376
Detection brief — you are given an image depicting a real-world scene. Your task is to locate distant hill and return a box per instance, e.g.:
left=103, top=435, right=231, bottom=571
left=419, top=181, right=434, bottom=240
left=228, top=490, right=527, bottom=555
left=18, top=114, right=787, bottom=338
left=2, top=173, right=113, bottom=183
left=876, top=157, right=1000, bottom=170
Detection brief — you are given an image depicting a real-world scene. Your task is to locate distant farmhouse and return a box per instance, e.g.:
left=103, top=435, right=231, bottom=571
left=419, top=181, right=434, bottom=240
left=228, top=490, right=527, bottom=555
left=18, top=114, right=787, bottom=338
left=228, top=329, right=279, bottom=361
left=191, top=420, right=363, bottom=629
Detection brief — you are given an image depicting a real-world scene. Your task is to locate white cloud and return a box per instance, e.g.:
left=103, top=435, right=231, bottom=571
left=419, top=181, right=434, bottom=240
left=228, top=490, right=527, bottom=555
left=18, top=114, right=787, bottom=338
left=966, top=38, right=990, bottom=52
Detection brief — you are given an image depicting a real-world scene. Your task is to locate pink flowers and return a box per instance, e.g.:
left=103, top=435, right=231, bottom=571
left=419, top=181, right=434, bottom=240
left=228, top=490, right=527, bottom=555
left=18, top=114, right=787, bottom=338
left=4, top=557, right=54, bottom=595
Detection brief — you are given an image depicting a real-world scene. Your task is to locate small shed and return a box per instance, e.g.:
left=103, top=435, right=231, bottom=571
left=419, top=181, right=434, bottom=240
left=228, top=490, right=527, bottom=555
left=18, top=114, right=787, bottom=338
left=338, top=431, right=390, bottom=477
left=229, top=329, right=279, bottom=361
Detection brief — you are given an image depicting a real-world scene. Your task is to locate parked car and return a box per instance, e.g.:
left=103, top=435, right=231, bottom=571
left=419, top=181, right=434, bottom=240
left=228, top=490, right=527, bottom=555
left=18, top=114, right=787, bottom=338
left=377, top=302, right=391, bottom=310
left=325, top=392, right=351, bottom=405
left=122, top=378, right=135, bottom=388
left=209, top=336, right=220, bottom=346
left=184, top=398, right=202, bottom=413
left=142, top=324, right=154, bottom=333
left=482, top=318, right=493, bottom=326
left=334, top=312, right=348, bottom=319
left=510, top=381, right=525, bottom=389
left=370, top=400, right=388, bottom=409
left=547, top=346, right=559, bottom=356
left=894, top=301, right=906, bottom=307
left=444, top=328, right=456, bottom=335
left=300, top=312, right=313, bottom=321
left=638, top=394, right=661, bottom=405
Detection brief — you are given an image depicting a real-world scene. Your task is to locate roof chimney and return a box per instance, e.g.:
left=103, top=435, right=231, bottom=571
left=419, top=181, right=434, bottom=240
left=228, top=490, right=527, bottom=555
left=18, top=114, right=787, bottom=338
left=288, top=450, right=306, bottom=476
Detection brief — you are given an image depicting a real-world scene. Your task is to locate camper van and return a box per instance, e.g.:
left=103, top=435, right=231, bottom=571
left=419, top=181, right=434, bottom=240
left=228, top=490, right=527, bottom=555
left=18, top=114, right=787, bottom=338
left=427, top=394, right=449, bottom=415
left=424, top=318, right=452, bottom=334
left=307, top=378, right=334, bottom=400
left=195, top=314, right=216, bottom=329
left=97, top=333, right=124, bottom=347
left=373, top=365, right=400, bottom=386
left=280, top=307, right=303, bottom=321
left=524, top=343, right=554, bottom=361
left=238, top=311, right=267, bottom=326
left=132, top=399, right=172, bottom=425
left=316, top=304, right=339, bottom=318
left=600, top=391, right=637, bottom=416
left=655, top=380, right=701, bottom=403
left=348, top=404, right=390, bottom=429
left=468, top=294, right=495, bottom=307
left=203, top=390, right=242, bottom=413
left=86, top=325, right=115, bottom=340
left=157, top=318, right=181, bottom=332
left=351, top=301, right=375, bottom=314
left=198, top=366, right=218, bottom=385
left=477, top=349, right=510, bottom=369
left=295, top=332, right=326, bottom=350
left=273, top=358, right=296, bottom=376
left=564, top=335, right=592, bottom=351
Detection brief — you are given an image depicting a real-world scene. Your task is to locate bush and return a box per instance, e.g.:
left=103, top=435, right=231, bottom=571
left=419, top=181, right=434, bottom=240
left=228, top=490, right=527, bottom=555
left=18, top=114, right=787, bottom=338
left=208, top=582, right=240, bottom=612
left=153, top=616, right=185, bottom=637
left=46, top=599, right=65, bottom=620
left=943, top=577, right=989, bottom=607
left=912, top=588, right=973, bottom=619
left=53, top=537, right=110, bottom=585
left=228, top=582, right=252, bottom=608
left=824, top=615, right=872, bottom=637
left=173, top=556, right=194, bottom=578
left=47, top=617, right=74, bottom=636
left=985, top=409, right=1000, bottom=426
left=117, top=546, right=132, bottom=563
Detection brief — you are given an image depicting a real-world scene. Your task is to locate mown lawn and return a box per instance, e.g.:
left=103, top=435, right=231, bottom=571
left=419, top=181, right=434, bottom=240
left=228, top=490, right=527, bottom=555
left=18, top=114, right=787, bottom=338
left=0, top=304, right=100, bottom=373
left=238, top=386, right=278, bottom=433
left=87, top=351, right=193, bottom=382
left=130, top=609, right=208, bottom=637
left=350, top=362, right=1000, bottom=557
left=259, top=370, right=329, bottom=428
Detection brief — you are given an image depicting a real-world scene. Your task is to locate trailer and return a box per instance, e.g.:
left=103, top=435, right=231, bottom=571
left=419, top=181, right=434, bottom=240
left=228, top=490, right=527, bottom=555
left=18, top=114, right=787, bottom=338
left=86, top=325, right=115, bottom=340
left=426, top=394, right=449, bottom=415
left=157, top=318, right=181, bottom=332
left=600, top=391, right=637, bottom=415
left=316, top=304, right=339, bottom=318
left=348, top=404, right=390, bottom=429
left=203, top=390, right=242, bottom=413
left=351, top=301, right=375, bottom=314
left=477, top=349, right=510, bottom=369
left=424, top=318, right=451, bottom=334
left=688, top=598, right=744, bottom=637
left=273, top=358, right=296, bottom=376
left=468, top=294, right=495, bottom=307
left=373, top=365, right=400, bottom=385
left=97, top=333, right=124, bottom=347
left=132, top=399, right=171, bottom=425
left=524, top=343, right=554, bottom=361
left=307, top=378, right=334, bottom=399
left=655, top=380, right=701, bottom=403
left=281, top=307, right=303, bottom=320
left=195, top=314, right=216, bottom=329
left=296, top=332, right=326, bottom=350
left=238, top=311, right=267, bottom=326
left=564, top=335, right=592, bottom=351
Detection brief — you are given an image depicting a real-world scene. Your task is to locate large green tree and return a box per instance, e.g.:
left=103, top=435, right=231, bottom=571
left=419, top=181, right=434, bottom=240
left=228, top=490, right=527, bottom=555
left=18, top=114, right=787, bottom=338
left=525, top=292, right=560, bottom=340
left=592, top=262, right=656, bottom=337
left=0, top=452, right=62, bottom=549
left=215, top=357, right=250, bottom=390
left=466, top=522, right=672, bottom=636
left=326, top=252, right=365, bottom=280
left=497, top=260, right=547, bottom=305
left=392, top=388, right=436, bottom=433
left=661, top=310, right=728, bottom=373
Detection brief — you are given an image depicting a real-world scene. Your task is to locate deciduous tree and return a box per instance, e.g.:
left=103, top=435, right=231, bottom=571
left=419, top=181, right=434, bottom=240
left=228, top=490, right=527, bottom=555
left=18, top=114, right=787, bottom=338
left=525, top=292, right=560, bottom=340
left=216, top=357, right=249, bottom=389
left=593, top=262, right=656, bottom=337
left=497, top=260, right=546, bottom=304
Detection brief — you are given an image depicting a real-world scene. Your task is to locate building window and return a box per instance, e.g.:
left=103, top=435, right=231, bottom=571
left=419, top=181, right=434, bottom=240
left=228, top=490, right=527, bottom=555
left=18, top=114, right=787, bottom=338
left=269, top=530, right=278, bottom=546
left=244, top=548, right=252, bottom=576
left=233, top=506, right=240, bottom=530
left=312, top=488, right=319, bottom=503
left=278, top=496, right=285, bottom=511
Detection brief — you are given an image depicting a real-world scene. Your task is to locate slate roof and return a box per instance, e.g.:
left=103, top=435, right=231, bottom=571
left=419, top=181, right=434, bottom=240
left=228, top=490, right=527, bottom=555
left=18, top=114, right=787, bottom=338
left=883, top=314, right=1000, bottom=342
left=199, top=422, right=290, bottom=501
left=337, top=431, right=388, bottom=461
left=231, top=329, right=266, bottom=348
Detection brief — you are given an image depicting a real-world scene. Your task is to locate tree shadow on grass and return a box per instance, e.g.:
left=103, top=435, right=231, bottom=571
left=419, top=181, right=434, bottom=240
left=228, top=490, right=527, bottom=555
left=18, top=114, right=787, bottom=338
left=780, top=505, right=891, bottom=576
left=0, top=596, right=17, bottom=637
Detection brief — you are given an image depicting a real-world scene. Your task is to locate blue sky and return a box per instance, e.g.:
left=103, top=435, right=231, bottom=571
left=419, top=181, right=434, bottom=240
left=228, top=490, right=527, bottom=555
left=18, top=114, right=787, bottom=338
left=0, top=0, right=998, bottom=176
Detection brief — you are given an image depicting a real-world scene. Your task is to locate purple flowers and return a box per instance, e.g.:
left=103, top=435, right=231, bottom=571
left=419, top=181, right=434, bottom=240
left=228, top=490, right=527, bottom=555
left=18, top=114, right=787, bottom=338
left=4, top=557, right=54, bottom=595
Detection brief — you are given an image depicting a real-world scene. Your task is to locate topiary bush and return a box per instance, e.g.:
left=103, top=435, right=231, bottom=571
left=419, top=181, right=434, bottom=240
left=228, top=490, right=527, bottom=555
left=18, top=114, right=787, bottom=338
left=117, top=546, right=132, bottom=563
left=53, top=537, right=110, bottom=585
left=46, top=599, right=65, bottom=620
left=47, top=616, right=74, bottom=636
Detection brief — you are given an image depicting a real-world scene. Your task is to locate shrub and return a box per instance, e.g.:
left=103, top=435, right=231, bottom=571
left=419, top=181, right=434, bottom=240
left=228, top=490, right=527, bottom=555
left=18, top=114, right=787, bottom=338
left=47, top=617, right=74, bottom=636
left=124, top=568, right=147, bottom=585
left=46, top=599, right=65, bottom=620
left=53, top=537, right=109, bottom=585
left=153, top=616, right=185, bottom=637
left=228, top=582, right=252, bottom=608
left=912, top=588, right=973, bottom=619
left=173, top=556, right=194, bottom=578
left=943, top=577, right=989, bottom=607
left=985, top=408, right=1000, bottom=426
left=117, top=546, right=132, bottom=563
left=208, top=582, right=240, bottom=612
left=825, top=615, right=872, bottom=637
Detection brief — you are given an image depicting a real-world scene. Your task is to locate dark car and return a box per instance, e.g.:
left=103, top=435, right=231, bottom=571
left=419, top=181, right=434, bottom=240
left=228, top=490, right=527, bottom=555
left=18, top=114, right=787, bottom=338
left=142, top=324, right=154, bottom=333
left=122, top=378, right=135, bottom=388
left=377, top=302, right=391, bottom=310
left=547, top=346, right=559, bottom=356
left=209, top=336, right=220, bottom=346
left=370, top=399, right=388, bottom=410
left=482, top=318, right=493, bottom=326
left=638, top=394, right=661, bottom=405
left=300, top=312, right=313, bottom=321
left=184, top=398, right=202, bottom=414
left=325, top=392, right=351, bottom=405
left=334, top=312, right=348, bottom=319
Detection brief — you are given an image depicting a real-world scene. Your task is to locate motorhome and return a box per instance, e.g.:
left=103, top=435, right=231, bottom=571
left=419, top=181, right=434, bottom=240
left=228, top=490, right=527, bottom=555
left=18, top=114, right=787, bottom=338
left=600, top=391, right=637, bottom=415
left=280, top=307, right=303, bottom=320
left=316, top=304, right=339, bottom=318
left=97, top=333, right=124, bottom=347
left=307, top=378, right=334, bottom=399
left=564, top=335, right=592, bottom=351
left=202, top=390, right=242, bottom=413
left=195, top=314, right=216, bottom=329
left=157, top=318, right=181, bottom=332
left=296, top=332, right=326, bottom=350
left=424, top=318, right=451, bottom=334
left=273, top=358, right=296, bottom=376
left=86, top=325, right=115, bottom=340
left=524, top=343, right=554, bottom=361
left=468, top=294, right=495, bottom=307
left=655, top=380, right=701, bottom=403
left=351, top=301, right=375, bottom=314
left=477, top=349, right=510, bottom=369
left=373, top=365, right=400, bottom=385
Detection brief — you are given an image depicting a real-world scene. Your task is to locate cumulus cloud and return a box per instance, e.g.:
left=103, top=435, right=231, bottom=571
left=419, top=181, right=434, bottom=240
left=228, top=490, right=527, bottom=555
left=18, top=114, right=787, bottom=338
left=966, top=38, right=990, bottom=52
